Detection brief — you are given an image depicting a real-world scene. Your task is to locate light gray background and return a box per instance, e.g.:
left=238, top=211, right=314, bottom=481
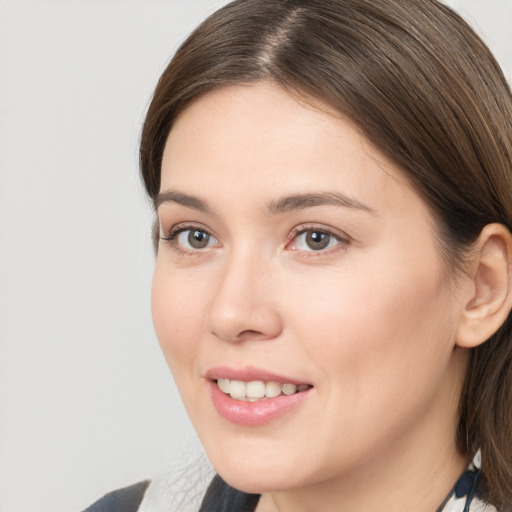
left=0, top=1, right=510, bottom=511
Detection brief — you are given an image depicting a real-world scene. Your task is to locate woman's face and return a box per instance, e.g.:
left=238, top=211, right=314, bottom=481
left=152, top=83, right=469, bottom=494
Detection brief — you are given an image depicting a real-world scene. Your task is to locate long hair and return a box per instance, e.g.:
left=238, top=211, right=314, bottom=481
left=140, top=1, right=512, bottom=508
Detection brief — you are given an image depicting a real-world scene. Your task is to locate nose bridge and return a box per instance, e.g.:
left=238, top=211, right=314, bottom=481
left=207, top=245, right=281, bottom=342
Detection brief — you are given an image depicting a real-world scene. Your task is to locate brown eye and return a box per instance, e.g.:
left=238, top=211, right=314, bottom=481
left=161, top=225, right=219, bottom=253
left=186, top=229, right=211, bottom=249
left=289, top=228, right=345, bottom=253
left=305, top=231, right=330, bottom=250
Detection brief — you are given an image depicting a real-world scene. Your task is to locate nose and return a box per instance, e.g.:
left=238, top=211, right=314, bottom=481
left=207, top=251, right=283, bottom=343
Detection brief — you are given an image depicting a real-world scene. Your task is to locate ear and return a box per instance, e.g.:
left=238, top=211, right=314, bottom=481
left=456, top=223, right=512, bottom=348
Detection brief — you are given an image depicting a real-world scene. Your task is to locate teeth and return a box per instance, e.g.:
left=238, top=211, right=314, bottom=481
left=265, top=381, right=282, bottom=398
left=246, top=380, right=266, bottom=398
left=281, top=383, right=297, bottom=395
left=229, top=380, right=246, bottom=399
left=216, top=378, right=310, bottom=401
left=218, top=378, right=230, bottom=393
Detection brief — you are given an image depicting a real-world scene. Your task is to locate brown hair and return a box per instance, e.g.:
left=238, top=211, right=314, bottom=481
left=140, top=0, right=512, bottom=508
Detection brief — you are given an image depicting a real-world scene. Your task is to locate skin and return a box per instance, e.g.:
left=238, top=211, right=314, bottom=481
left=152, top=83, right=473, bottom=512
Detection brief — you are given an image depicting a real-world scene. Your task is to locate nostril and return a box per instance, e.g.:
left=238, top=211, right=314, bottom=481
left=237, top=329, right=265, bottom=339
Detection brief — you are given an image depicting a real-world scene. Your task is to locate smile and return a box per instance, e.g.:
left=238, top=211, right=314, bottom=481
left=206, top=367, right=314, bottom=425
left=216, top=378, right=311, bottom=401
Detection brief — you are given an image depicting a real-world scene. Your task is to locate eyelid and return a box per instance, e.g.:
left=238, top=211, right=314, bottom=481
left=160, top=222, right=220, bottom=254
left=161, top=221, right=208, bottom=239
left=286, top=223, right=350, bottom=254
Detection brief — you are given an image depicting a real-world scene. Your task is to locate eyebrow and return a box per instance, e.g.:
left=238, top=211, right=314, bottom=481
left=265, top=192, right=376, bottom=216
left=155, top=189, right=376, bottom=216
left=155, top=190, right=211, bottom=213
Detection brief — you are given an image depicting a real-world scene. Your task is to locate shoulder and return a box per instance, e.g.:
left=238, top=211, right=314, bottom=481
left=82, top=472, right=258, bottom=512
left=81, top=480, right=150, bottom=512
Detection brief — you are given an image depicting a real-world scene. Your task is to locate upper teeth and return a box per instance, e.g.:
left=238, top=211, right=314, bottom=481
left=217, top=378, right=310, bottom=401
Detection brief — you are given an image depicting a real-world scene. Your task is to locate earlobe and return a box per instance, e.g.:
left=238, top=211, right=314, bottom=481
left=456, top=223, right=512, bottom=349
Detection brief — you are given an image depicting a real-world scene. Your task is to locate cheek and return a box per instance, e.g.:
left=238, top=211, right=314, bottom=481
left=280, top=257, right=460, bottom=469
left=151, top=266, right=206, bottom=373
left=290, top=254, right=456, bottom=394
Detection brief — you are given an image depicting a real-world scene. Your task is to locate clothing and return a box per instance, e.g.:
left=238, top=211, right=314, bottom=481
left=81, top=481, right=150, bottom=512
left=81, top=452, right=496, bottom=512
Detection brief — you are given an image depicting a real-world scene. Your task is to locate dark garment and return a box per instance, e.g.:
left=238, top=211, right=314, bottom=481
left=198, top=475, right=260, bottom=512
left=82, top=480, right=150, bottom=512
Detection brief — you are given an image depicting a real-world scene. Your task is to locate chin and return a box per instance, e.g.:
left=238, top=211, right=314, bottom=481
left=218, top=469, right=297, bottom=495
left=208, top=447, right=319, bottom=494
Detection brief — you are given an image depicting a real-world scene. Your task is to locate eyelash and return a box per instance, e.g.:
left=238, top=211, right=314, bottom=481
left=160, top=223, right=349, bottom=256
left=159, top=223, right=215, bottom=255
left=286, top=224, right=349, bottom=256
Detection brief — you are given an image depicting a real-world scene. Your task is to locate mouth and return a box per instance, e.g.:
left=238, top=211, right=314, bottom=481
left=216, top=378, right=312, bottom=402
left=205, top=368, right=314, bottom=425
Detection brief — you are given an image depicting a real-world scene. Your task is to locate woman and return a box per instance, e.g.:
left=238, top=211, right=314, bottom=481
left=84, top=0, right=512, bottom=510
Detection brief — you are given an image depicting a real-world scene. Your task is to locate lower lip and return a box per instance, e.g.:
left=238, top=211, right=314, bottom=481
left=209, top=381, right=312, bottom=426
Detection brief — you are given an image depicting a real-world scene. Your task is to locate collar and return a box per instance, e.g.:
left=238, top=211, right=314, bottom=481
left=437, top=451, right=495, bottom=512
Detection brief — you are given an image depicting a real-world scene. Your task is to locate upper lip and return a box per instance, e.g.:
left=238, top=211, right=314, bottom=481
left=205, top=365, right=312, bottom=386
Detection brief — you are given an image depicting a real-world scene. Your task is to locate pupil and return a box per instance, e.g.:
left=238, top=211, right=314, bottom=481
left=306, top=231, right=329, bottom=250
left=189, top=230, right=209, bottom=248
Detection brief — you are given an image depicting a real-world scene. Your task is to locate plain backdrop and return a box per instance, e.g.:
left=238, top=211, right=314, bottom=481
left=0, top=1, right=510, bottom=511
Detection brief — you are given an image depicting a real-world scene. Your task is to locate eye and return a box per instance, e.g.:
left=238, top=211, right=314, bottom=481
left=178, top=228, right=213, bottom=249
left=287, top=227, right=347, bottom=253
left=161, top=224, right=219, bottom=252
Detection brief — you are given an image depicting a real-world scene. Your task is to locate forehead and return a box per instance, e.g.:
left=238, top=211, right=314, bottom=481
left=161, top=83, right=420, bottom=217
left=165, top=84, right=396, bottom=176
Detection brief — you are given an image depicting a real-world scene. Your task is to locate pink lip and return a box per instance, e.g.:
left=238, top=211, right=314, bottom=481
left=205, top=366, right=313, bottom=426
